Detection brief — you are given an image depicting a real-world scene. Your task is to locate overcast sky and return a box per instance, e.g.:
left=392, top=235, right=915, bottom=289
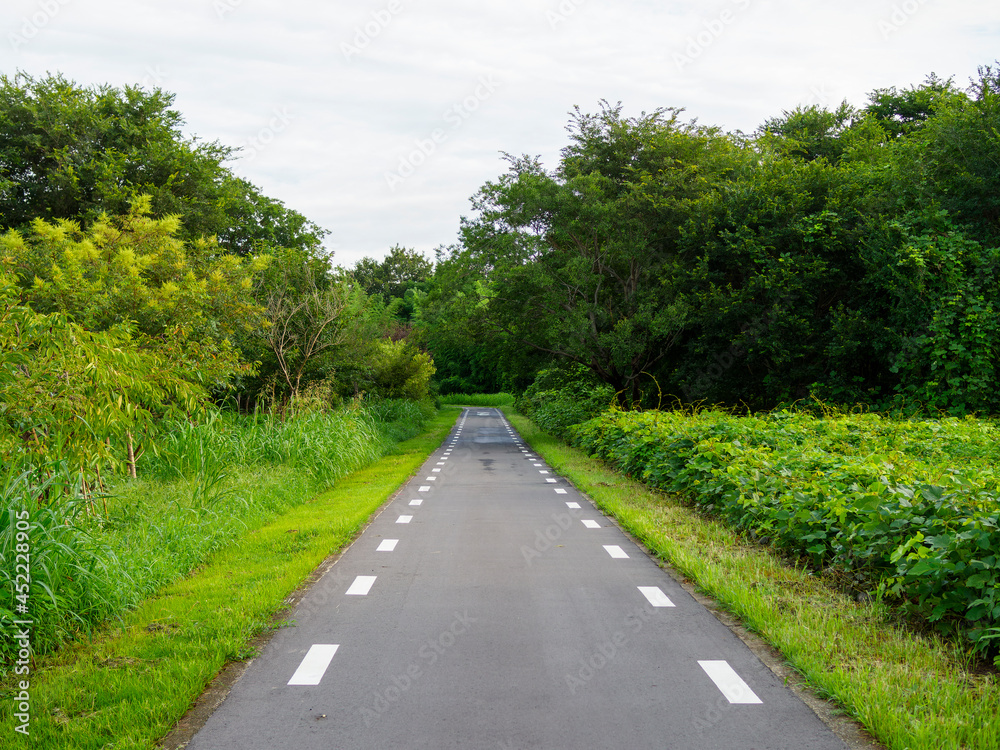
left=3, top=0, right=999, bottom=266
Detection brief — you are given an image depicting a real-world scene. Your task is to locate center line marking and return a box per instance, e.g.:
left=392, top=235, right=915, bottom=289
left=604, top=545, right=629, bottom=559
left=546, top=478, right=557, bottom=483
left=426, top=476, right=436, bottom=481
left=698, top=661, right=763, bottom=704
left=638, top=586, right=675, bottom=607
left=346, top=575, right=377, bottom=596
left=419, top=486, right=430, bottom=492
left=409, top=499, right=423, bottom=506
left=555, top=488, right=568, bottom=494
left=582, top=520, right=600, bottom=529
left=287, top=644, right=339, bottom=686
left=539, top=470, right=549, bottom=474
left=566, top=502, right=581, bottom=509
left=396, top=515, right=413, bottom=523
left=377, top=539, right=399, bottom=551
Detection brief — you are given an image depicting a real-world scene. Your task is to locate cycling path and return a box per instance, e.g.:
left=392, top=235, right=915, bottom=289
left=186, top=408, right=851, bottom=749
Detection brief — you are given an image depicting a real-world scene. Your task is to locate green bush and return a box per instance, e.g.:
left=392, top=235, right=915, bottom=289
left=570, top=408, right=1000, bottom=656
left=517, top=364, right=616, bottom=437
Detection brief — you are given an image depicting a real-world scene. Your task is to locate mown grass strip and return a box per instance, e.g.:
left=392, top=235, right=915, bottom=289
left=504, top=409, right=1000, bottom=750
left=0, top=408, right=459, bottom=749
left=438, top=392, right=515, bottom=407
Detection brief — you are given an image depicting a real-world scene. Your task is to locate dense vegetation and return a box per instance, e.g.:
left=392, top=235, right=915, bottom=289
left=421, top=67, right=1000, bottom=415
left=0, top=73, right=438, bottom=665
left=570, top=407, right=1000, bottom=657
left=4, top=57, right=1000, bottom=729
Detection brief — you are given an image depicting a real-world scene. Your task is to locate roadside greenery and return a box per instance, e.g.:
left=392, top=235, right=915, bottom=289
left=0, top=401, right=432, bottom=665
left=427, top=66, right=1000, bottom=413
left=569, top=407, right=1000, bottom=658
left=0, top=409, right=458, bottom=749
left=508, top=409, right=1000, bottom=750
left=438, top=392, right=515, bottom=407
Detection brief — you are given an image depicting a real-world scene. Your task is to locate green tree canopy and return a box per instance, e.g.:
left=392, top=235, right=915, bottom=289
left=0, top=71, right=327, bottom=256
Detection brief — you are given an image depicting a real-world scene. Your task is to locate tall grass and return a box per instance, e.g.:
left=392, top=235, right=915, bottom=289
left=0, top=467, right=126, bottom=656
left=0, top=400, right=433, bottom=665
left=438, top=392, right=515, bottom=407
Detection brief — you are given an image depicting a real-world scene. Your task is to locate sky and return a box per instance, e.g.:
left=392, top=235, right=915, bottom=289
left=3, top=0, right=999, bottom=267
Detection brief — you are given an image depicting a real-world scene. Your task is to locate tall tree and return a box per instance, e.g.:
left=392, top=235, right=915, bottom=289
left=459, top=103, right=741, bottom=404
left=0, top=72, right=327, bottom=256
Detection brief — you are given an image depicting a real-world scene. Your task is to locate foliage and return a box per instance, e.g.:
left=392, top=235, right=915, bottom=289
left=0, top=71, right=327, bottom=256
left=0, top=401, right=436, bottom=665
left=361, top=339, right=436, bottom=401
left=351, top=244, right=433, bottom=321
left=0, top=270, right=206, bottom=480
left=517, top=363, right=616, bottom=437
left=460, top=103, right=714, bottom=405
left=455, top=67, right=1000, bottom=415
left=570, top=408, right=1000, bottom=654
left=2, top=197, right=270, bottom=389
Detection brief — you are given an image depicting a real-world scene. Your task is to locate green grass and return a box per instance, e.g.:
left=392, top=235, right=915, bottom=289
left=438, top=392, right=515, bottom=407
left=0, top=408, right=458, bottom=749
left=505, top=408, right=1000, bottom=750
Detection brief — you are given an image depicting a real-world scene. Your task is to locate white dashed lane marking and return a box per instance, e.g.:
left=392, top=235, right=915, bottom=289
left=346, top=576, right=377, bottom=596
left=566, top=502, right=580, bottom=509
left=409, top=499, right=423, bottom=506
left=698, top=661, right=763, bottom=704
left=582, top=520, right=601, bottom=529
left=396, top=515, right=413, bottom=524
left=377, top=539, right=398, bottom=552
left=287, top=644, right=339, bottom=686
left=604, top=545, right=629, bottom=559
left=419, top=486, right=431, bottom=492
left=555, top=489, right=568, bottom=495
left=638, top=586, right=675, bottom=608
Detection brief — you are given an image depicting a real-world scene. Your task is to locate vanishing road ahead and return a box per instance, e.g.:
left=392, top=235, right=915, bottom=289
left=187, top=408, right=854, bottom=749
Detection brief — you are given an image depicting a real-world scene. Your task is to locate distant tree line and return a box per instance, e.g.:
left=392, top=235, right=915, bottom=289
left=414, top=65, right=1000, bottom=415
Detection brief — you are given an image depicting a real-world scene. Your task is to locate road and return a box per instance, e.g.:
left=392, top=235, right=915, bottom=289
left=186, top=408, right=851, bottom=749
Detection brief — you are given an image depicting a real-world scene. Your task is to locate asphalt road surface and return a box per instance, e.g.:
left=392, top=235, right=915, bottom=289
left=186, top=408, right=851, bottom=750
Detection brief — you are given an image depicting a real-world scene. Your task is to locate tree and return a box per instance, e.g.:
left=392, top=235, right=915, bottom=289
left=1, top=197, right=270, bottom=389
left=758, top=102, right=858, bottom=163
left=256, top=270, right=368, bottom=401
left=0, top=71, right=327, bottom=256
left=459, top=103, right=736, bottom=404
left=351, top=245, right=433, bottom=321
left=0, top=269, right=205, bottom=483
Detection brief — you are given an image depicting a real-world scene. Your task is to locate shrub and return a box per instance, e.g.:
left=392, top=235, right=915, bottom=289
left=517, top=364, right=615, bottom=437
left=569, top=408, right=1000, bottom=656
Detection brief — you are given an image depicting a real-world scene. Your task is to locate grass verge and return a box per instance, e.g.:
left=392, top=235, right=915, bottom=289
left=504, top=409, right=1000, bottom=750
left=0, top=407, right=459, bottom=749
left=438, top=392, right=515, bottom=407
